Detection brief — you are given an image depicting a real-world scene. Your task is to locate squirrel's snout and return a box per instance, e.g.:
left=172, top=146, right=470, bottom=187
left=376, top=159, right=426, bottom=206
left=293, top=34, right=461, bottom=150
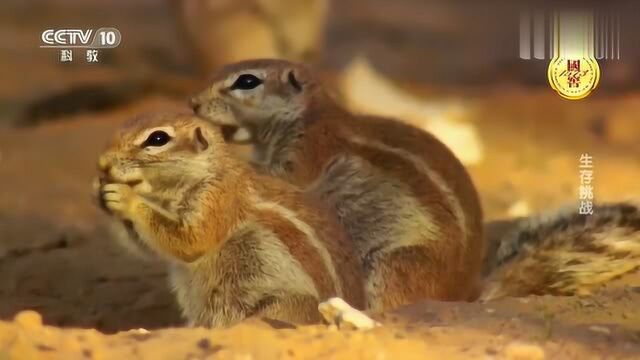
left=189, top=97, right=202, bottom=113
left=97, top=155, right=112, bottom=176
left=97, top=154, right=122, bottom=184
left=97, top=154, right=146, bottom=189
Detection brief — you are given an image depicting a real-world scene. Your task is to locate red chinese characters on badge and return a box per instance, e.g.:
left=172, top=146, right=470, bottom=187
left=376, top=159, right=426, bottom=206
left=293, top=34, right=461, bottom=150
left=567, top=60, right=581, bottom=88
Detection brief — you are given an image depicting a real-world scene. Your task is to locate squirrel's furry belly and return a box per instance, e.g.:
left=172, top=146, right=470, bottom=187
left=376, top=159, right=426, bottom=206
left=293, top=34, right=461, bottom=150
left=167, top=222, right=322, bottom=327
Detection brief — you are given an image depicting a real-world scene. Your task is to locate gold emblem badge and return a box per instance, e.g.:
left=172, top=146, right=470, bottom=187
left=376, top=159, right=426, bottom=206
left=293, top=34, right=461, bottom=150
left=547, top=11, right=601, bottom=100
left=548, top=57, right=600, bottom=100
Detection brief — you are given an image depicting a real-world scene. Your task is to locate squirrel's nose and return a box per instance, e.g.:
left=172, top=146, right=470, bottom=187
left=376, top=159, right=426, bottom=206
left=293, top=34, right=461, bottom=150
left=189, top=97, right=202, bottom=113
left=97, top=155, right=112, bottom=175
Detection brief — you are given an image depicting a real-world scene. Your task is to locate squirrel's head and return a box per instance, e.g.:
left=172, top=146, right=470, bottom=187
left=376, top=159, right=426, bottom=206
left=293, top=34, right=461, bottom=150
left=98, top=113, right=228, bottom=193
left=190, top=59, right=319, bottom=143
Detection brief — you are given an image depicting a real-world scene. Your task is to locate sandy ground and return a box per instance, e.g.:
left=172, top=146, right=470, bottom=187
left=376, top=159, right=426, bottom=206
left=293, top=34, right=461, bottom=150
left=1, top=0, right=640, bottom=359
left=3, top=286, right=640, bottom=359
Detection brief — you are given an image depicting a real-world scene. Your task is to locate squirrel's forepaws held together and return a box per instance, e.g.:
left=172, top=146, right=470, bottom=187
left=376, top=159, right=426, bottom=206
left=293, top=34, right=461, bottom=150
left=99, top=183, right=138, bottom=218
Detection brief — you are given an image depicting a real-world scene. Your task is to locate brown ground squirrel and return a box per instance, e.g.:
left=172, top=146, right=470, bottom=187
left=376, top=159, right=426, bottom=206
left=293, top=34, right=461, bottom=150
left=94, top=112, right=365, bottom=327
left=191, top=59, right=485, bottom=311
left=481, top=203, right=640, bottom=300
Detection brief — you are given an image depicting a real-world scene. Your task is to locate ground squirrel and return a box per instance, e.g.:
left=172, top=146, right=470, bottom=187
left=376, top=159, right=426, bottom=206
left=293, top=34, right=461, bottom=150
left=191, top=59, right=485, bottom=311
left=94, top=112, right=365, bottom=327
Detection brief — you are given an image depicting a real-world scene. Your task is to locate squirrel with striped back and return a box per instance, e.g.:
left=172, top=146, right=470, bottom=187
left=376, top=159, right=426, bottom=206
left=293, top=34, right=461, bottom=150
left=191, top=59, right=485, bottom=311
left=94, top=112, right=364, bottom=327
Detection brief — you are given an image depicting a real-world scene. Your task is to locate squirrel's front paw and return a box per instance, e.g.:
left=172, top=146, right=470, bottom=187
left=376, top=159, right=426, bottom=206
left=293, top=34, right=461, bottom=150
left=100, top=183, right=139, bottom=218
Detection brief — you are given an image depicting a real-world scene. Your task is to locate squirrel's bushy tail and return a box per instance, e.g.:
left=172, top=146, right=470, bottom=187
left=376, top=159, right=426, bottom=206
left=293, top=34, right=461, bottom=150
left=481, top=202, right=640, bottom=301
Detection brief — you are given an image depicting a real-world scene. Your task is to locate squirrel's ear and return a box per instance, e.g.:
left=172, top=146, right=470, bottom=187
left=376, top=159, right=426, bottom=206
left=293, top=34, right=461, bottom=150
left=193, top=127, right=209, bottom=152
left=287, top=70, right=303, bottom=92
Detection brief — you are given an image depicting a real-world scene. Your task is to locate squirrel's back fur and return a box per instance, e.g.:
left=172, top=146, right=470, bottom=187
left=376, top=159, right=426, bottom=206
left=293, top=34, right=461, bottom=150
left=482, top=203, right=640, bottom=300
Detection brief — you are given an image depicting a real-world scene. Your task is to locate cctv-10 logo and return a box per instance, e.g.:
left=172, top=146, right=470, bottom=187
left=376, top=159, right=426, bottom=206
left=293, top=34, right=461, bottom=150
left=40, top=27, right=121, bottom=48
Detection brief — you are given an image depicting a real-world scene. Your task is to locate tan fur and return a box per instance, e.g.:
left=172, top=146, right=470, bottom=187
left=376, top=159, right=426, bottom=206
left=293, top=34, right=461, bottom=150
left=191, top=59, right=484, bottom=311
left=172, top=0, right=328, bottom=75
left=95, top=112, right=364, bottom=327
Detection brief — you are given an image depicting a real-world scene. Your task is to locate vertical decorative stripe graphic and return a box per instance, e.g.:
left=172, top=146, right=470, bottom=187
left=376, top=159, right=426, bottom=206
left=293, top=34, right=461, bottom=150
left=520, top=11, right=531, bottom=60
left=533, top=10, right=546, bottom=59
left=547, top=12, right=557, bottom=59
left=520, top=10, right=620, bottom=60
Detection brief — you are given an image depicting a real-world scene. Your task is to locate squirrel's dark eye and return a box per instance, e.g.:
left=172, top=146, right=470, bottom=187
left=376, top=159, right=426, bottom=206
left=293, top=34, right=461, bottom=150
left=142, top=130, right=171, bottom=147
left=230, top=74, right=262, bottom=90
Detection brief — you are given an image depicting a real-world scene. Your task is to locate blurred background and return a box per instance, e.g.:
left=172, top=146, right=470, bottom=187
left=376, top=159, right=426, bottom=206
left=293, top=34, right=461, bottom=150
left=3, top=0, right=640, bottom=95
left=0, top=0, right=639, bottom=332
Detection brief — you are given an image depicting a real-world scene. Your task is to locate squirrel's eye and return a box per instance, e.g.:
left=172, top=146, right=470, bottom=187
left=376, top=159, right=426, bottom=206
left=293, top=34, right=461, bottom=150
left=142, top=130, right=171, bottom=147
left=230, top=74, right=262, bottom=90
